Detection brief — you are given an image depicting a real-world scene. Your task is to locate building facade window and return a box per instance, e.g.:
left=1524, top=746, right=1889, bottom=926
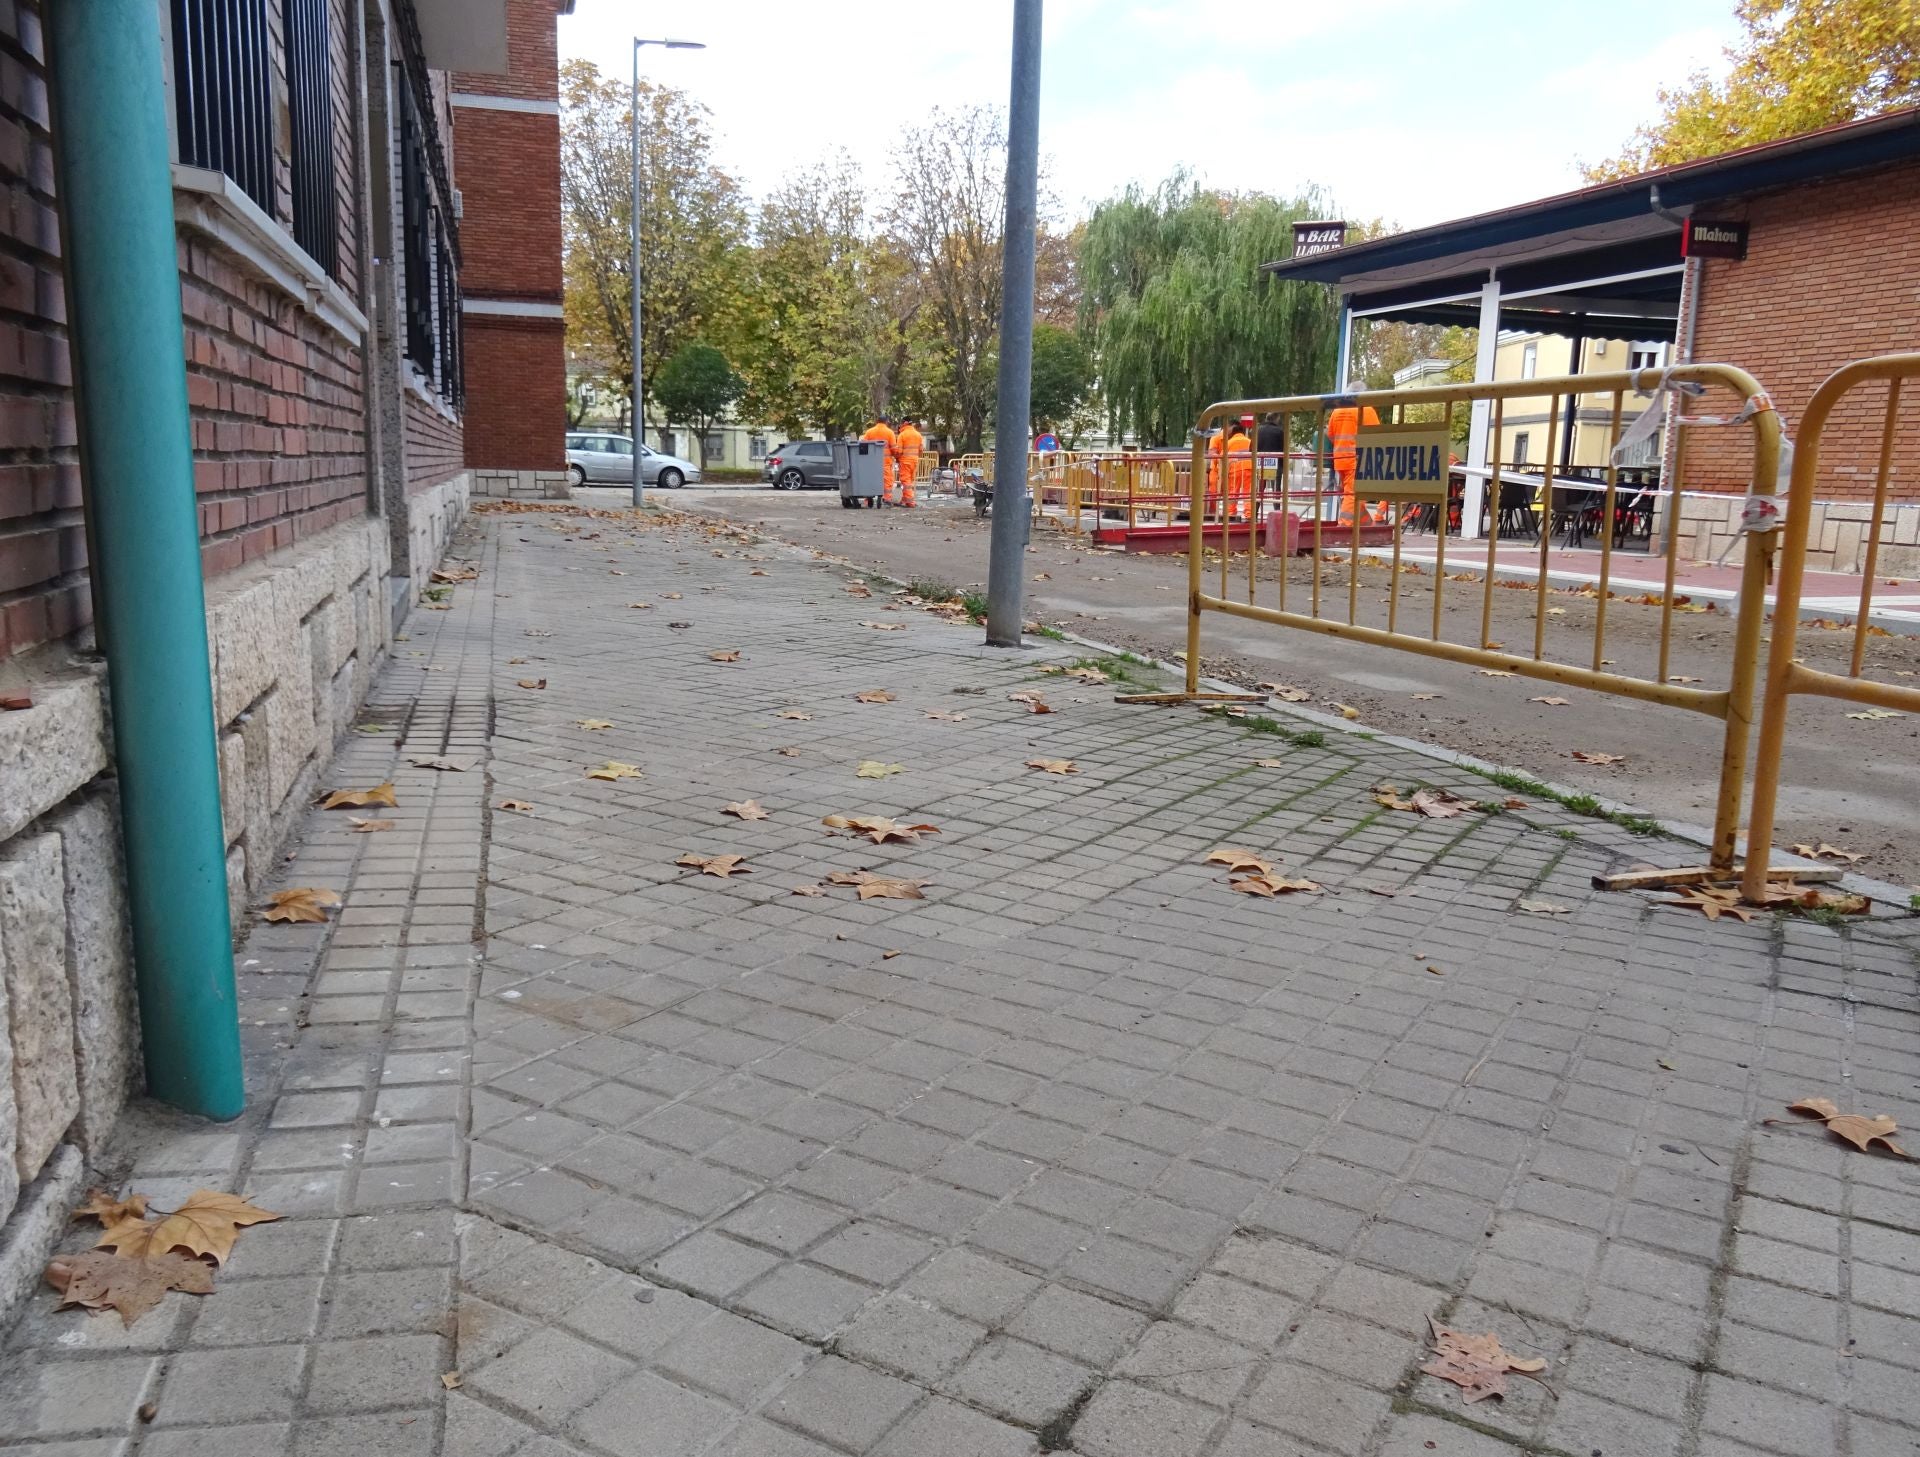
left=1513, top=431, right=1531, bottom=465
left=749, top=435, right=768, bottom=460
left=703, top=433, right=725, bottom=462
left=1629, top=344, right=1661, bottom=373
left=1521, top=342, right=1538, bottom=379
left=171, top=0, right=275, bottom=212
left=282, top=0, right=338, bottom=276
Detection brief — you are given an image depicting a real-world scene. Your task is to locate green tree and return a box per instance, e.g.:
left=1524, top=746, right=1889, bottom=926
left=653, top=342, right=744, bottom=443
left=1586, top=0, right=1920, bottom=178
left=1077, top=174, right=1342, bottom=446
left=1027, top=323, right=1093, bottom=434
left=560, top=60, right=749, bottom=441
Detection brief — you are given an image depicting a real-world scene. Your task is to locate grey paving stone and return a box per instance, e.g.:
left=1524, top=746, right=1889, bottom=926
left=570, top=1370, right=737, bottom=1457
left=872, top=1396, right=1036, bottom=1457
left=836, top=1294, right=988, bottom=1384
left=1240, top=1361, right=1392, bottom=1455
left=158, top=1345, right=301, bottom=1425
left=655, top=1309, right=812, bottom=1405
left=1073, top=1380, right=1218, bottom=1457
left=463, top=1326, right=632, bottom=1421
left=646, top=1232, right=785, bottom=1299
left=735, top=1261, right=873, bottom=1339
left=947, top=1337, right=1094, bottom=1426
left=0, top=1354, right=159, bottom=1437
left=764, top=1354, right=920, bottom=1451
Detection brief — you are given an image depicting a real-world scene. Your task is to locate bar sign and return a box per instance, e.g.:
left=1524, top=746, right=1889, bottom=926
left=1682, top=219, right=1748, bottom=260
left=1292, top=221, right=1347, bottom=258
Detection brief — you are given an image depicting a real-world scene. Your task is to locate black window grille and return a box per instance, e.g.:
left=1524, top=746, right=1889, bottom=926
left=170, top=0, right=275, bottom=213
left=400, top=85, right=437, bottom=375
left=436, top=235, right=463, bottom=406
left=281, top=0, right=338, bottom=275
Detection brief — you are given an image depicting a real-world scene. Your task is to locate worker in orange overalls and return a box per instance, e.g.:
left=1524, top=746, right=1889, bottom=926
left=1327, top=381, right=1383, bottom=525
left=1226, top=414, right=1254, bottom=522
left=1206, top=427, right=1226, bottom=518
left=893, top=416, right=923, bottom=507
left=862, top=416, right=896, bottom=503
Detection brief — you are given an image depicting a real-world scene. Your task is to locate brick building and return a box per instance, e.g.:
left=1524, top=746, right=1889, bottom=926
left=0, top=0, right=560, bottom=1288
left=1263, top=108, right=1920, bottom=571
left=454, top=0, right=572, bottom=499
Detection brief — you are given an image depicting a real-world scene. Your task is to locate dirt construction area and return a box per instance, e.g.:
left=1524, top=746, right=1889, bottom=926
left=636, top=484, right=1920, bottom=892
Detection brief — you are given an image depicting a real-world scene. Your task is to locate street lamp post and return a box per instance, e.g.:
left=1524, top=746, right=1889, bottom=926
left=631, top=35, right=705, bottom=507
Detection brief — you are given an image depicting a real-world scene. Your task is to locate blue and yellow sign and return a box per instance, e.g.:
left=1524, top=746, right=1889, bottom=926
left=1353, top=424, right=1452, bottom=501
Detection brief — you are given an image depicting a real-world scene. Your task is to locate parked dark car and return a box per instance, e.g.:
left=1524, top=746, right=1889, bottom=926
left=766, top=441, right=837, bottom=490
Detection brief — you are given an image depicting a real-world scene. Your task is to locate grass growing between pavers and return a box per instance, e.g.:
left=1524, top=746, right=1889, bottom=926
left=1467, top=765, right=1670, bottom=839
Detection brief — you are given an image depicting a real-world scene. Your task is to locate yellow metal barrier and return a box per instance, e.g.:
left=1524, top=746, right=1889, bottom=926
left=1147, top=366, right=1784, bottom=872
left=1741, top=353, right=1920, bottom=901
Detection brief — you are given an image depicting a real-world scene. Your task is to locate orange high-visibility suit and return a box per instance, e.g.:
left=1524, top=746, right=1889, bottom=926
left=893, top=421, right=923, bottom=507
left=1327, top=403, right=1383, bottom=524
left=1225, top=425, right=1253, bottom=522
left=862, top=420, right=896, bottom=497
left=1207, top=430, right=1226, bottom=517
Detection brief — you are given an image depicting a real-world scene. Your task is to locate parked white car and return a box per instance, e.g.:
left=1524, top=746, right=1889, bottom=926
left=564, top=432, right=700, bottom=489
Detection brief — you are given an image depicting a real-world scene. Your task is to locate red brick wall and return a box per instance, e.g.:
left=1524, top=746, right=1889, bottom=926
left=0, top=0, right=85, bottom=661
left=405, top=389, right=465, bottom=493
left=181, top=235, right=369, bottom=577
left=453, top=0, right=564, bottom=104
left=1689, top=158, right=1920, bottom=502
left=454, top=107, right=561, bottom=304
left=464, top=316, right=565, bottom=468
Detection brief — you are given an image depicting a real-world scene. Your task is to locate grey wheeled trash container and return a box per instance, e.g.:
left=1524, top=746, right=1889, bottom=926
left=837, top=440, right=885, bottom=509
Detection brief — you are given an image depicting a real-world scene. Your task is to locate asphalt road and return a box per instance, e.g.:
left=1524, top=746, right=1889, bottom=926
left=591, top=481, right=1920, bottom=890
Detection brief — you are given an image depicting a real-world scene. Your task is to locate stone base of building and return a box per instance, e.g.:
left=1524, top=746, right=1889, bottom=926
left=472, top=468, right=570, bottom=501
left=0, top=505, right=451, bottom=1315
left=1670, top=493, right=1920, bottom=575
left=406, top=470, right=473, bottom=601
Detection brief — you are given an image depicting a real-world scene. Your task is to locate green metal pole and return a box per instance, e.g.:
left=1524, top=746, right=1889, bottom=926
left=46, top=0, right=244, bottom=1119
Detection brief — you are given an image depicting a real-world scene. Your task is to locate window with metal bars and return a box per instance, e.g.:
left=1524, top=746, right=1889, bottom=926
left=282, top=0, right=338, bottom=276
left=400, top=84, right=437, bottom=376
left=170, top=0, right=276, bottom=213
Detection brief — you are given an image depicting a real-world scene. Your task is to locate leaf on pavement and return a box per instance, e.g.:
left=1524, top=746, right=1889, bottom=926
left=709, top=649, right=742, bottom=663
left=1026, top=758, right=1078, bottom=775
left=1474, top=669, right=1517, bottom=679
left=668, top=621, right=692, bottom=630
left=844, top=584, right=873, bottom=598
left=856, top=760, right=905, bottom=779
left=777, top=709, right=813, bottom=720
left=516, top=678, right=547, bottom=690
left=777, top=746, right=802, bottom=757
left=577, top=718, right=615, bottom=731
left=410, top=757, right=472, bottom=772
left=441, top=1372, right=463, bottom=1391
left=94, top=1190, right=280, bottom=1265
left=262, top=888, right=340, bottom=923
left=347, top=817, right=394, bottom=833
left=45, top=1250, right=213, bottom=1328
left=823, top=814, right=940, bottom=844
left=1782, top=1097, right=1911, bottom=1158
left=1008, top=691, right=1053, bottom=714
left=1328, top=702, right=1361, bottom=720
left=1252, top=757, right=1285, bottom=768
left=1373, top=785, right=1476, bottom=819
left=74, top=1190, right=150, bottom=1227
left=628, top=601, right=653, bottom=609
left=859, top=621, right=907, bottom=631
left=662, top=592, right=683, bottom=600
left=924, top=710, right=968, bottom=722
left=1658, top=885, right=1752, bottom=923
left=1422, top=1317, right=1548, bottom=1403
left=723, top=800, right=771, bottom=821
left=430, top=567, right=478, bottom=584
left=826, top=869, right=931, bottom=901
left=1668, top=675, right=1701, bottom=684
left=854, top=690, right=895, bottom=704
left=496, top=800, right=534, bottom=813
left=1846, top=708, right=1901, bottom=720
left=1412, top=693, right=1439, bottom=701
left=1530, top=696, right=1571, bottom=707
left=319, top=781, right=397, bottom=811
left=1791, top=842, right=1864, bottom=863
left=1230, top=873, right=1322, bottom=897
left=1205, top=847, right=1275, bottom=875
left=586, top=761, right=644, bottom=781
left=1571, top=750, right=1626, bottom=765
left=676, top=852, right=750, bottom=878
left=1065, top=666, right=1108, bottom=683
left=791, top=884, right=827, bottom=897
left=1518, top=898, right=1571, bottom=916
left=1259, top=683, right=1312, bottom=703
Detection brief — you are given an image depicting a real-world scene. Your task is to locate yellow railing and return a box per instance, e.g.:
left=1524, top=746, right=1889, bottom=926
left=1741, top=353, right=1920, bottom=900
left=1157, top=366, right=1783, bottom=872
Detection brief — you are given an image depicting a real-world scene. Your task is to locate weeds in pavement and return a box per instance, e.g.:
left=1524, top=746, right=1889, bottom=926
left=1243, top=716, right=1326, bottom=749
left=1462, top=764, right=1670, bottom=839
left=1034, top=625, right=1066, bottom=641
left=908, top=579, right=959, bottom=602
left=959, top=591, right=989, bottom=623
left=1802, top=905, right=1853, bottom=929
left=1070, top=655, right=1154, bottom=688
left=1911, top=893, right=1920, bottom=912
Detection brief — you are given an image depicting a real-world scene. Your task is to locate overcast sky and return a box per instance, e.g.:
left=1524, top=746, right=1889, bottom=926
left=559, top=0, right=1741, bottom=231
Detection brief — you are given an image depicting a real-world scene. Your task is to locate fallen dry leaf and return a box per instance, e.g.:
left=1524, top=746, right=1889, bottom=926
left=777, top=709, right=813, bottom=721
left=791, top=884, right=827, bottom=897
left=1571, top=750, right=1626, bottom=766
left=826, top=869, right=931, bottom=901
left=319, top=782, right=397, bottom=811
left=74, top=1190, right=150, bottom=1227
left=1008, top=691, right=1054, bottom=714
left=709, top=649, right=742, bottom=663
left=1422, top=1317, right=1547, bottom=1403
left=924, top=710, right=969, bottom=722
left=1475, top=669, right=1517, bottom=678
left=410, top=757, right=472, bottom=772
left=1659, top=885, right=1753, bottom=923
left=94, top=1190, right=280, bottom=1265
left=585, top=761, right=644, bottom=781
left=1791, top=842, right=1865, bottom=864
left=1782, top=1097, right=1911, bottom=1158
left=430, top=566, right=478, bottom=584
left=844, top=584, right=873, bottom=598
left=1329, top=702, right=1361, bottom=720
left=676, top=853, right=750, bottom=878
left=496, top=800, right=534, bottom=814
left=856, top=761, right=906, bottom=779
left=516, top=678, right=547, bottom=690
left=628, top=601, right=653, bottom=609
left=1530, top=696, right=1571, bottom=707
left=1846, top=708, right=1902, bottom=721
left=441, top=1372, right=463, bottom=1392
left=663, top=591, right=683, bottom=600
left=823, top=814, right=940, bottom=844
left=723, top=800, right=771, bottom=821
left=1259, top=683, right=1313, bottom=703
left=1668, top=675, right=1702, bottom=684
left=1065, top=666, right=1108, bottom=683
left=854, top=690, right=895, bottom=704
left=45, top=1250, right=213, bottom=1328
left=860, top=621, right=907, bottom=632
left=1518, top=898, right=1571, bottom=916
left=1230, top=873, right=1323, bottom=897
left=1412, top=693, right=1439, bottom=701
left=262, top=888, right=340, bottom=924
left=1252, top=758, right=1285, bottom=768
left=777, top=746, right=801, bottom=757
left=1025, top=758, right=1079, bottom=775
left=347, top=817, right=394, bottom=834
left=1373, top=785, right=1476, bottom=819
left=577, top=718, right=615, bottom=731
left=1206, top=847, right=1275, bottom=875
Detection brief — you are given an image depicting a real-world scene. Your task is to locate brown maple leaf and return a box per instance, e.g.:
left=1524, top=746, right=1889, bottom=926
left=1571, top=750, right=1626, bottom=766
left=777, top=709, right=813, bottom=720
left=586, top=761, right=643, bottom=781
left=709, top=649, right=742, bottom=663
left=723, top=800, right=771, bottom=821
left=318, top=781, right=397, bottom=811
left=1790, top=842, right=1865, bottom=864
left=823, top=814, right=940, bottom=844
left=1064, top=666, right=1108, bottom=683
left=1783, top=1097, right=1912, bottom=1158
left=46, top=1250, right=214, bottom=1328
left=1475, top=669, right=1517, bottom=679
left=1659, top=885, right=1753, bottom=923
left=496, top=800, right=535, bottom=813
left=856, top=761, right=905, bottom=779
left=1421, top=1317, right=1547, bottom=1403
left=74, top=1189, right=150, bottom=1227
left=854, top=690, right=895, bottom=704
left=94, top=1190, right=280, bottom=1265
left=1230, top=874, right=1323, bottom=897
left=791, top=884, right=827, bottom=897
left=1258, top=683, right=1312, bottom=702
left=924, top=710, right=969, bottom=722
left=825, top=870, right=931, bottom=901
left=262, top=888, right=340, bottom=923
left=347, top=817, right=394, bottom=833
left=1517, top=899, right=1571, bottom=916
left=1205, top=847, right=1275, bottom=875
left=430, top=567, right=478, bottom=584
left=677, top=852, right=750, bottom=878
left=1530, top=696, right=1571, bottom=707
left=859, top=621, right=907, bottom=631
left=1025, top=758, right=1078, bottom=774
left=577, top=719, right=615, bottom=731
left=1008, top=691, right=1053, bottom=714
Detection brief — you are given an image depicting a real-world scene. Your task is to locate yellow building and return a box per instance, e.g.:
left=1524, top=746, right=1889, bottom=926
left=1489, top=333, right=1668, bottom=470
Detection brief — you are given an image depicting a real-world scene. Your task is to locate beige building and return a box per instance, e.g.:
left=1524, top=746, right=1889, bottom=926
left=1489, top=333, right=1669, bottom=470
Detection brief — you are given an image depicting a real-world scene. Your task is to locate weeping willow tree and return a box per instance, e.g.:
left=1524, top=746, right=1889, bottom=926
left=1078, top=176, right=1342, bottom=446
